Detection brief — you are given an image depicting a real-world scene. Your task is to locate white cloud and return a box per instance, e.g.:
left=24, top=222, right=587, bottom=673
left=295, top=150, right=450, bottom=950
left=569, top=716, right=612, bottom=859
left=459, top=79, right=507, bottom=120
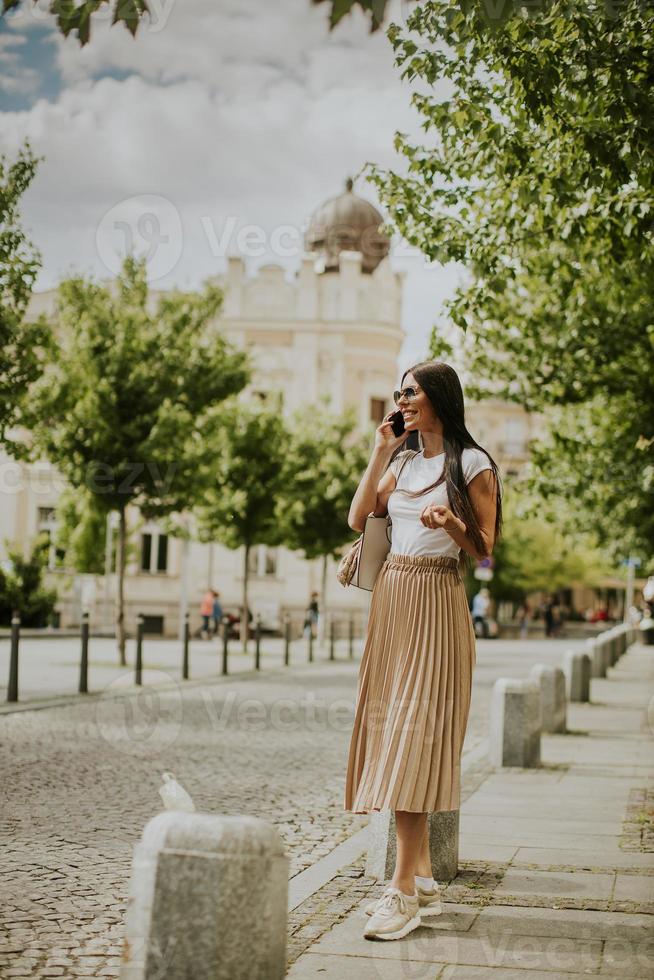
left=0, top=0, right=457, bottom=366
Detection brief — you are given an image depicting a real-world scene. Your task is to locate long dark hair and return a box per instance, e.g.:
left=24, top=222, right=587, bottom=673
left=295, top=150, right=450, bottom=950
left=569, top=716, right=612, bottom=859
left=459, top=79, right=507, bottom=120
left=391, top=361, right=503, bottom=558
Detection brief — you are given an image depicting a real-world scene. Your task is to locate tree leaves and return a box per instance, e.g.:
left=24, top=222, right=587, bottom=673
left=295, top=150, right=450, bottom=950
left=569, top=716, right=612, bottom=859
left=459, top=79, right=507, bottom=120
left=0, top=144, right=52, bottom=452
left=366, top=0, right=654, bottom=560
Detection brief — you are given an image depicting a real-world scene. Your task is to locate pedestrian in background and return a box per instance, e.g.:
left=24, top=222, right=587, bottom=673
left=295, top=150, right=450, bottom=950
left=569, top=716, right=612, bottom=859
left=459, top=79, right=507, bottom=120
left=200, top=589, right=214, bottom=639
left=212, top=591, right=223, bottom=635
left=344, top=360, right=503, bottom=941
left=516, top=600, right=530, bottom=639
left=303, top=591, right=319, bottom=638
left=471, top=587, right=491, bottom=638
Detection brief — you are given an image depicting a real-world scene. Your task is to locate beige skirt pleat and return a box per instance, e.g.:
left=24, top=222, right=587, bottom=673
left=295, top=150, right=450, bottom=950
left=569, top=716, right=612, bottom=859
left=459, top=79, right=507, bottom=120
left=343, top=552, right=477, bottom=814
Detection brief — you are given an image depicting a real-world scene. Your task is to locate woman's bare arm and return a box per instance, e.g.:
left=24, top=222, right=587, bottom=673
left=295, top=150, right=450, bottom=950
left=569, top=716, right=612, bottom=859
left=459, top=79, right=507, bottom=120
left=420, top=470, right=498, bottom=560
left=347, top=447, right=395, bottom=531
left=348, top=412, right=409, bottom=532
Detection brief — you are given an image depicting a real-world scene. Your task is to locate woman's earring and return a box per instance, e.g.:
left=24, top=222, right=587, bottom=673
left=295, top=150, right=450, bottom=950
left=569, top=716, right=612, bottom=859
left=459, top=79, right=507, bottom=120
left=418, top=431, right=424, bottom=451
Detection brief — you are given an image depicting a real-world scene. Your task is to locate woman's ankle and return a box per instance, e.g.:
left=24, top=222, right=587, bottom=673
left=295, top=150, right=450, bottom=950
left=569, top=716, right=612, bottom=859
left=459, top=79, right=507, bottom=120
left=390, top=879, right=417, bottom=896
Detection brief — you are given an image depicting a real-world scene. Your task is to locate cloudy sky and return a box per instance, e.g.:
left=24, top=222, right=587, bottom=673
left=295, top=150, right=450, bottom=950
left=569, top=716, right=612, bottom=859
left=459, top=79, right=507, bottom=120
left=0, top=0, right=461, bottom=369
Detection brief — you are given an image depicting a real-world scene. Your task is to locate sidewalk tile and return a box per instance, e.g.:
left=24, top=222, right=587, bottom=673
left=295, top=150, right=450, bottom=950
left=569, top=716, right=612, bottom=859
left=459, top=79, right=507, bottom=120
left=440, top=968, right=624, bottom=979
left=467, top=904, right=654, bottom=941
left=601, top=938, right=654, bottom=976
left=613, top=874, right=654, bottom=903
left=459, top=843, right=518, bottom=863
left=494, top=868, right=614, bottom=901
left=513, top=847, right=654, bottom=870
left=287, top=953, right=446, bottom=978
left=300, top=911, right=603, bottom=973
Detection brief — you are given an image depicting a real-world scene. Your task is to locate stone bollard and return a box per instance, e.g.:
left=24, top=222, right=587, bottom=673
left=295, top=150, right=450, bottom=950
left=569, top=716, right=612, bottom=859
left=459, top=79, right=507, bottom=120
left=587, top=638, right=607, bottom=678
left=121, top=812, right=288, bottom=980
left=563, top=649, right=591, bottom=703
left=490, top=678, right=541, bottom=768
left=530, top=664, right=567, bottom=733
left=365, top=809, right=459, bottom=884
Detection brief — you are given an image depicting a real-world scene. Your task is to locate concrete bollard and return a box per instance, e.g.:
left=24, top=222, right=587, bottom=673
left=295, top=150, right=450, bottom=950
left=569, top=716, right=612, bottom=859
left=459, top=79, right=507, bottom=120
left=365, top=809, right=459, bottom=884
left=121, top=812, right=288, bottom=980
left=490, top=678, right=541, bottom=768
left=530, top=664, right=567, bottom=733
left=587, top=638, right=606, bottom=678
left=563, top=649, right=591, bottom=703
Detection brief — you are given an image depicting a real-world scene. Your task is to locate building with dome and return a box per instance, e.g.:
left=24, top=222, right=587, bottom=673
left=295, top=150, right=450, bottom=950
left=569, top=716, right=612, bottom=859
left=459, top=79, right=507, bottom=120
left=2, top=180, right=407, bottom=636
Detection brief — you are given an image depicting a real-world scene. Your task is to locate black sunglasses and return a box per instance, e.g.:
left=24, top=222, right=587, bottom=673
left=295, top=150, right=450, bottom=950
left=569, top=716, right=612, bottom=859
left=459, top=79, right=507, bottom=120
left=393, top=385, right=421, bottom=405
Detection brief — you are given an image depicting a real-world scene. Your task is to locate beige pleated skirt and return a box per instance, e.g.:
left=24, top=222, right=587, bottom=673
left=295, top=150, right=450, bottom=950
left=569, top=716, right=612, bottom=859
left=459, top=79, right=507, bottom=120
left=343, top=552, right=477, bottom=815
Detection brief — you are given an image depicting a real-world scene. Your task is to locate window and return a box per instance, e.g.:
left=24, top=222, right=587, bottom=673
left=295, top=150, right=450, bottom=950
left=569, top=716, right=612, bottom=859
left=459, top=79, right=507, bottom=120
left=140, top=531, right=168, bottom=574
left=156, top=534, right=168, bottom=572
left=141, top=534, right=152, bottom=572
left=248, top=545, right=278, bottom=577
left=370, top=398, right=387, bottom=425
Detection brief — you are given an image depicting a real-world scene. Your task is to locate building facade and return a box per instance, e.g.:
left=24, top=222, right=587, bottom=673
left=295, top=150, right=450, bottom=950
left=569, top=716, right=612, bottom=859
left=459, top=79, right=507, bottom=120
left=2, top=182, right=410, bottom=636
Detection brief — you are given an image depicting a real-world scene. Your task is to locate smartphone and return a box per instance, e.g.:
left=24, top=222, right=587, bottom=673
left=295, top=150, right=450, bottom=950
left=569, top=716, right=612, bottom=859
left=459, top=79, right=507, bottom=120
left=390, top=410, right=405, bottom=437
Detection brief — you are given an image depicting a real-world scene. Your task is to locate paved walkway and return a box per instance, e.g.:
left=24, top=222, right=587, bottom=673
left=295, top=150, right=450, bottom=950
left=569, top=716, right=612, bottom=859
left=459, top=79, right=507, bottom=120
left=286, top=644, right=654, bottom=978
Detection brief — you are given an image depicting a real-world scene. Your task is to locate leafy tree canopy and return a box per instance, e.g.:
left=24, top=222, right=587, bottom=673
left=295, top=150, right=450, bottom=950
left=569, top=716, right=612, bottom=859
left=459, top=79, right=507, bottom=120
left=365, top=0, right=654, bottom=560
left=0, top=143, right=52, bottom=450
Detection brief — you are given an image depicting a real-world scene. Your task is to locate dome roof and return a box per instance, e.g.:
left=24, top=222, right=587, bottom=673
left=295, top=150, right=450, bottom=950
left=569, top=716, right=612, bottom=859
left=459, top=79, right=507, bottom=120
left=305, top=178, right=391, bottom=274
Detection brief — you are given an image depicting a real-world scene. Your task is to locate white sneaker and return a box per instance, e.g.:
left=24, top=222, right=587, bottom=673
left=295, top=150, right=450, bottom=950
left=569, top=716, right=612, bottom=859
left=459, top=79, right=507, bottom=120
left=363, top=886, right=421, bottom=941
left=364, top=880, right=442, bottom=918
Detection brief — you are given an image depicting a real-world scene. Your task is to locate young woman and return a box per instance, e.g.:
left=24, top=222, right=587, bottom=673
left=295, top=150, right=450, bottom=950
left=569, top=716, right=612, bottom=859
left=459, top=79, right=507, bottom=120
left=343, top=360, right=502, bottom=941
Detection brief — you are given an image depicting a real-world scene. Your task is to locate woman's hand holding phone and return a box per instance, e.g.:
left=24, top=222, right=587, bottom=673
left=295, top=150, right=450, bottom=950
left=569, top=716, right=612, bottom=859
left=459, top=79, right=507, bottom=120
left=374, top=410, right=409, bottom=453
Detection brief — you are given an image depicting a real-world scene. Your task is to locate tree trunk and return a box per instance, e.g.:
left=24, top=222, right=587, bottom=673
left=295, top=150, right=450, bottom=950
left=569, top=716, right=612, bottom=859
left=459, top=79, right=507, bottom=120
left=241, top=543, right=250, bottom=653
left=116, top=505, right=127, bottom=666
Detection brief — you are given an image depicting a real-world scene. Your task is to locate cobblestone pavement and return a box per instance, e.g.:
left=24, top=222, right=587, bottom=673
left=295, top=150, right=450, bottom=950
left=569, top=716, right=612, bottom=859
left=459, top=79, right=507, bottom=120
left=0, top=640, right=572, bottom=978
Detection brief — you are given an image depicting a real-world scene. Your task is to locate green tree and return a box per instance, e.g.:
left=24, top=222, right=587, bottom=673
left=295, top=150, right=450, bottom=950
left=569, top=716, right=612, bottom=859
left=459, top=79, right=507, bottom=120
left=0, top=534, right=58, bottom=627
left=469, top=484, right=610, bottom=606
left=0, top=143, right=52, bottom=450
left=195, top=397, right=289, bottom=651
left=279, top=401, right=371, bottom=641
left=26, top=254, right=250, bottom=663
left=55, top=487, right=110, bottom=575
left=365, top=0, right=654, bottom=561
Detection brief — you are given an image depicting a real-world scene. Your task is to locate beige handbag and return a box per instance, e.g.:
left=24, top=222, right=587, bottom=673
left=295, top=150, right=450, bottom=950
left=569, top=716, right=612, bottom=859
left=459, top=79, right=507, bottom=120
left=337, top=450, right=417, bottom=591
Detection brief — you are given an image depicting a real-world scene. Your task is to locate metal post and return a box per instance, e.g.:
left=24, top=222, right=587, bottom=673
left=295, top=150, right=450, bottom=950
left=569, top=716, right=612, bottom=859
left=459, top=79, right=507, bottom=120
left=135, top=614, right=144, bottom=686
left=182, top=612, right=190, bottom=680
left=255, top=615, right=262, bottom=670
left=79, top=611, right=90, bottom=694
left=284, top=614, right=291, bottom=667
left=7, top=611, right=20, bottom=703
left=329, top=616, right=335, bottom=661
left=221, top=616, right=229, bottom=676
left=348, top=616, right=354, bottom=659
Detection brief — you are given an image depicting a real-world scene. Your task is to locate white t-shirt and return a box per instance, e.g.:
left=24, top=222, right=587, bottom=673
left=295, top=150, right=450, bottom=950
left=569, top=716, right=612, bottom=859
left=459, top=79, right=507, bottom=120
left=387, top=447, right=493, bottom=558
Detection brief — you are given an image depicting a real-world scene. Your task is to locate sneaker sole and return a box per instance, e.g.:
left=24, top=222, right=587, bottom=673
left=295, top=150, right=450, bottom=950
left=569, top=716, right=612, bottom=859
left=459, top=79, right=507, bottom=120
left=364, top=913, right=422, bottom=941
left=364, top=899, right=442, bottom=918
